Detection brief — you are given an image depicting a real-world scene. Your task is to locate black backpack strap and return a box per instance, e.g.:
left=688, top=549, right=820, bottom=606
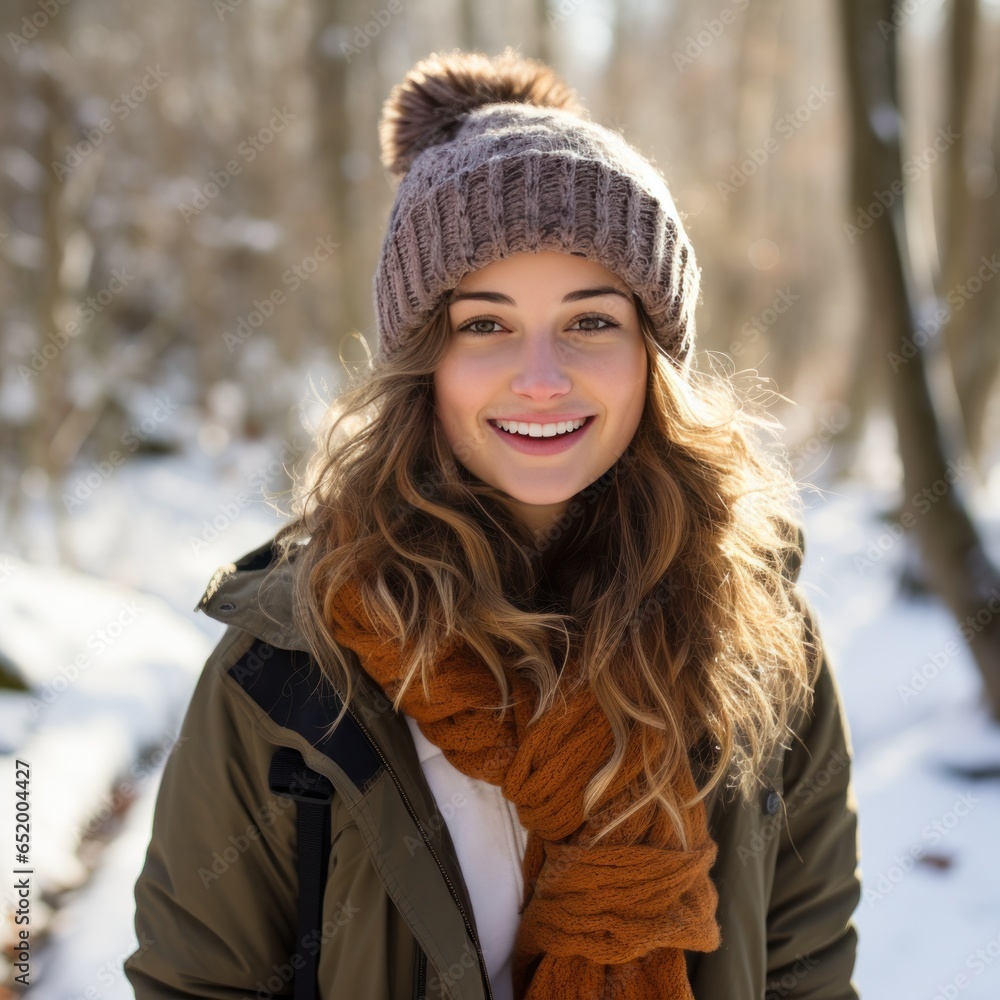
left=269, top=747, right=335, bottom=1000
left=230, top=640, right=385, bottom=996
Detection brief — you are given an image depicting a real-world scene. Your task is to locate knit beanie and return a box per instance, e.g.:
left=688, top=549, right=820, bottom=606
left=372, top=47, right=700, bottom=370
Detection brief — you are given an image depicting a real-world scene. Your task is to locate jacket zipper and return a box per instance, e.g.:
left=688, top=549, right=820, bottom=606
left=414, top=946, right=427, bottom=1000
left=346, top=701, right=495, bottom=1000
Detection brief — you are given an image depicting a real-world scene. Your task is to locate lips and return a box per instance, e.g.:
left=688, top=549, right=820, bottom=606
left=488, top=414, right=596, bottom=454
left=489, top=416, right=591, bottom=438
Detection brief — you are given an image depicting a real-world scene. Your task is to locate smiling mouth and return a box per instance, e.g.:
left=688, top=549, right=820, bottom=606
left=488, top=416, right=595, bottom=438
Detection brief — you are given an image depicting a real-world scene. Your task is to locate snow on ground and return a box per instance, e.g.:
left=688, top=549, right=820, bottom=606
left=798, top=476, right=1000, bottom=1000
left=24, top=764, right=164, bottom=1000
left=0, top=439, right=290, bottom=995
left=1, top=433, right=999, bottom=998
left=0, top=552, right=211, bottom=891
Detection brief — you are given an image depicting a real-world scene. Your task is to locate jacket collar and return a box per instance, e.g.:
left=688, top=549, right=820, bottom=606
left=194, top=534, right=308, bottom=649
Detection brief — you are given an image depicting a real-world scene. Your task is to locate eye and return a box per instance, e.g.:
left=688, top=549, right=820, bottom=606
left=457, top=315, right=506, bottom=336
left=571, top=313, right=620, bottom=334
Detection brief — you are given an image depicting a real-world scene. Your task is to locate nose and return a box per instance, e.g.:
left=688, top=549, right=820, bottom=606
left=508, top=331, right=572, bottom=399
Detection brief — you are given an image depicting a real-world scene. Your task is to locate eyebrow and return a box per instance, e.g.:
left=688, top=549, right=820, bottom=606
left=447, top=285, right=631, bottom=305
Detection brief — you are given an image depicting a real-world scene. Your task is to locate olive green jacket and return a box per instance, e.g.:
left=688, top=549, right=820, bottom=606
left=125, top=534, right=862, bottom=999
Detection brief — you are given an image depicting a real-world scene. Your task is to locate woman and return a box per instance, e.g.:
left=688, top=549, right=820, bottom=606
left=126, top=47, right=861, bottom=1000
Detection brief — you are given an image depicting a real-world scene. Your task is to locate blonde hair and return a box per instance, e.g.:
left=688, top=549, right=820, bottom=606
left=272, top=295, right=818, bottom=847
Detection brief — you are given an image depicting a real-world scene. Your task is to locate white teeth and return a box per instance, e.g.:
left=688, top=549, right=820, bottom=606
left=492, top=417, right=588, bottom=438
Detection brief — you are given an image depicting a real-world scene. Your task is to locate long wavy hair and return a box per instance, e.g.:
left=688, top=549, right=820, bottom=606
left=271, top=294, right=819, bottom=848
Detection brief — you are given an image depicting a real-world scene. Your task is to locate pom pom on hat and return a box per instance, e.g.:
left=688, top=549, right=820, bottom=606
left=378, top=46, right=587, bottom=179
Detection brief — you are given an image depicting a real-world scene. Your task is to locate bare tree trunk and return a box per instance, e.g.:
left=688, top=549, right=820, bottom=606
left=940, top=0, right=1000, bottom=465
left=838, top=0, right=1000, bottom=720
left=30, top=47, right=78, bottom=567
left=458, top=0, right=478, bottom=52
left=942, top=0, right=976, bottom=262
left=307, top=0, right=357, bottom=343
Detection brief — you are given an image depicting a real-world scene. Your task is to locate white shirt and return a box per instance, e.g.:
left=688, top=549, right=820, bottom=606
left=404, top=713, right=529, bottom=1000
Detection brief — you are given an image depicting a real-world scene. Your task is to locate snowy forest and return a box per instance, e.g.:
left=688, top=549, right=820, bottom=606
left=2, top=0, right=1000, bottom=996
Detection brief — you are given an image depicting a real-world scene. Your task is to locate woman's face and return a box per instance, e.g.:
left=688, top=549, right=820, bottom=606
left=435, top=249, right=648, bottom=536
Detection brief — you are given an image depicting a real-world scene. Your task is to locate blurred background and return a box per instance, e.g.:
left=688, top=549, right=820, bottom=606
left=1, top=0, right=999, bottom=996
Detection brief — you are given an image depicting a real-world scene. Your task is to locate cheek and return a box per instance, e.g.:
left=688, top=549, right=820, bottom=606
left=601, top=345, right=648, bottom=423
left=433, top=355, right=477, bottom=435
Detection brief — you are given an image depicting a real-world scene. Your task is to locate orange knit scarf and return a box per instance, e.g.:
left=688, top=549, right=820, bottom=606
left=327, top=578, right=721, bottom=999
